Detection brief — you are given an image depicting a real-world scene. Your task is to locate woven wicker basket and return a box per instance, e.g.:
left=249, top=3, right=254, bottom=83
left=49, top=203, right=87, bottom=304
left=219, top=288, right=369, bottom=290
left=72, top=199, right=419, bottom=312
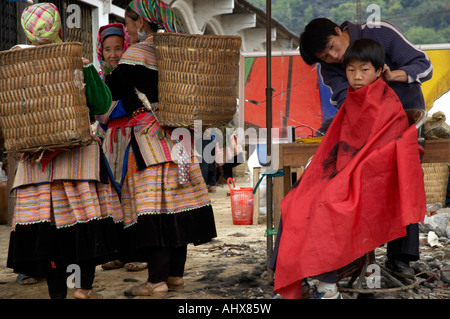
left=153, top=33, right=241, bottom=129
left=422, top=162, right=449, bottom=205
left=0, top=42, right=92, bottom=153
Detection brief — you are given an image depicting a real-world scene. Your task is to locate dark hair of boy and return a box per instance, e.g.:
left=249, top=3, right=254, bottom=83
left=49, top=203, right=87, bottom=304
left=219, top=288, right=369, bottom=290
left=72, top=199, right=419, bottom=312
left=342, top=38, right=385, bottom=71
left=299, top=18, right=340, bottom=65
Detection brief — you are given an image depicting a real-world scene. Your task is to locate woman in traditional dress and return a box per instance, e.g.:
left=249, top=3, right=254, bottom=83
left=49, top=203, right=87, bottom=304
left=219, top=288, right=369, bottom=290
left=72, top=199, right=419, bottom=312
left=97, top=22, right=131, bottom=82
left=7, top=3, right=122, bottom=299
left=103, top=0, right=217, bottom=296
left=96, top=22, right=150, bottom=272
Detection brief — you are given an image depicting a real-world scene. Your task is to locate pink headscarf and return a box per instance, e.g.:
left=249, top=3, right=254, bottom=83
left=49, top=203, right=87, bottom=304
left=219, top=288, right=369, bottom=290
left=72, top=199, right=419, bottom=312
left=96, top=23, right=131, bottom=80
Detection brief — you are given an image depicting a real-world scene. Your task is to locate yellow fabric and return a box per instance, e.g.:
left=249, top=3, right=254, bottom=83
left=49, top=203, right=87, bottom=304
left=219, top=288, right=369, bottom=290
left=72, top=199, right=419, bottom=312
left=422, top=49, right=450, bottom=111
left=296, top=137, right=323, bottom=143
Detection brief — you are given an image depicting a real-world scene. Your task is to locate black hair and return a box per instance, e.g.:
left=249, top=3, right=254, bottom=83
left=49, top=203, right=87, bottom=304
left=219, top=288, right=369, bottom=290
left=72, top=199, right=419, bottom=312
left=299, top=18, right=340, bottom=65
left=342, top=38, right=385, bottom=70
left=125, top=6, right=159, bottom=33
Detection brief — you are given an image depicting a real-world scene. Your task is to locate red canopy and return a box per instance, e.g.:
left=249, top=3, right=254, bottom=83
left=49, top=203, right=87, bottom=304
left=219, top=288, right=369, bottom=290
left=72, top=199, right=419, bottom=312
left=243, top=55, right=332, bottom=138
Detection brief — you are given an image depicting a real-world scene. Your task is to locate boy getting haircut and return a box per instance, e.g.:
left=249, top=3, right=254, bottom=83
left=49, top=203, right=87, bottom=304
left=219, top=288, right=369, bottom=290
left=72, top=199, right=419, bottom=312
left=274, top=36, right=426, bottom=299
left=343, top=39, right=385, bottom=91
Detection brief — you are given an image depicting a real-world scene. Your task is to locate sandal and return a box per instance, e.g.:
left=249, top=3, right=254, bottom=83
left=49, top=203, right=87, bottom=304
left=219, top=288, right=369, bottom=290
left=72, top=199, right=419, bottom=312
left=124, top=262, right=148, bottom=271
left=124, top=281, right=168, bottom=297
left=17, top=274, right=38, bottom=285
left=101, top=260, right=124, bottom=270
left=74, top=289, right=103, bottom=299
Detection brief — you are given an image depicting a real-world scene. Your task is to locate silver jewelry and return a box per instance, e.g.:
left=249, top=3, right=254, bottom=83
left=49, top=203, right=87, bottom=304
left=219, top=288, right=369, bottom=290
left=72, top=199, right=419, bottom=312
left=137, top=28, right=147, bottom=42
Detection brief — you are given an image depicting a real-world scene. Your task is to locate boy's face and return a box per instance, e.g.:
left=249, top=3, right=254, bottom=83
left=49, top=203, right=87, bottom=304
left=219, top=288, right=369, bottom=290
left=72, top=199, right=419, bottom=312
left=314, top=27, right=350, bottom=64
left=345, top=60, right=381, bottom=90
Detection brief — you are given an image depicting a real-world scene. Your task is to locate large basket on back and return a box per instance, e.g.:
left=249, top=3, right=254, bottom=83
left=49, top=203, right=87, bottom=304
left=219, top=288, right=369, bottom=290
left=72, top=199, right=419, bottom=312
left=153, top=33, right=241, bottom=129
left=0, top=42, right=92, bottom=153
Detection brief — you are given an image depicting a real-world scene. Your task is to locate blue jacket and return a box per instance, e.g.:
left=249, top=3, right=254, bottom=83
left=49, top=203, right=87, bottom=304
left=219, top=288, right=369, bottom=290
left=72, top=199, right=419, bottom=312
left=318, top=21, right=433, bottom=111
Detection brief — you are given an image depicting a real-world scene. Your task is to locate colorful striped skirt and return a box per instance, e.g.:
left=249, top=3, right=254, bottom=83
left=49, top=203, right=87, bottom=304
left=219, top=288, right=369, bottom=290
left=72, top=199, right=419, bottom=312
left=7, top=153, right=123, bottom=277
left=12, top=180, right=122, bottom=228
left=121, top=149, right=211, bottom=227
left=120, top=149, right=217, bottom=255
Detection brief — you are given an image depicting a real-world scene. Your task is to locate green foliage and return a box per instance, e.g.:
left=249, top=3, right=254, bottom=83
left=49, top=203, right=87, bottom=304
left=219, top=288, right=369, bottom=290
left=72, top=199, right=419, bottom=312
left=247, top=0, right=450, bottom=44
left=405, top=26, right=446, bottom=44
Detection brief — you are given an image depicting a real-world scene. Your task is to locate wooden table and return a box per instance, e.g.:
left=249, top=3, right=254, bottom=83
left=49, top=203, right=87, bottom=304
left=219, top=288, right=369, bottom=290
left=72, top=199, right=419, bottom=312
left=271, top=139, right=450, bottom=230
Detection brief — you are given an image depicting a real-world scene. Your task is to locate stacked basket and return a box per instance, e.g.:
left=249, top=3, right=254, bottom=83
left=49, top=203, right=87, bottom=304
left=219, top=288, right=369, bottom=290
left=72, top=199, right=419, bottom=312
left=0, top=42, right=92, bottom=153
left=422, top=162, right=449, bottom=206
left=153, top=33, right=241, bottom=129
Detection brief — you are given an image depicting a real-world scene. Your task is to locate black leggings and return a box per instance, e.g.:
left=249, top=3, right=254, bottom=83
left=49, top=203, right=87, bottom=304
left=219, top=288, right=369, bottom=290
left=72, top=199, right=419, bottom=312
left=46, top=260, right=96, bottom=299
left=147, top=245, right=187, bottom=283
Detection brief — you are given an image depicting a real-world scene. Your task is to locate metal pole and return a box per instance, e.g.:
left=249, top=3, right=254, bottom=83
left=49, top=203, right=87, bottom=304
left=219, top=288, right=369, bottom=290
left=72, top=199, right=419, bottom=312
left=266, top=0, right=274, bottom=272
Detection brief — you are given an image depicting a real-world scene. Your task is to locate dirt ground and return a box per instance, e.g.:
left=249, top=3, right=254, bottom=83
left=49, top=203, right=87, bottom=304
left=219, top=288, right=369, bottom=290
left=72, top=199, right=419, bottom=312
left=0, top=176, right=275, bottom=300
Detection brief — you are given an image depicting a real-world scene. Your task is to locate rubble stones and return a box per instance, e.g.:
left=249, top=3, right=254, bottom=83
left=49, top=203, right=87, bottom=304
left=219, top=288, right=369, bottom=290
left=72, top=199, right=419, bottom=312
left=419, top=208, right=450, bottom=238
left=340, top=207, right=450, bottom=299
left=441, top=264, right=450, bottom=284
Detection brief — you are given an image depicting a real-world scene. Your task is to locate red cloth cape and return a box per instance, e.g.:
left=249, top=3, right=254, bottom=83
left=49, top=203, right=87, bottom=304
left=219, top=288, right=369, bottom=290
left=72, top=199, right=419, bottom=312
left=274, top=78, right=426, bottom=299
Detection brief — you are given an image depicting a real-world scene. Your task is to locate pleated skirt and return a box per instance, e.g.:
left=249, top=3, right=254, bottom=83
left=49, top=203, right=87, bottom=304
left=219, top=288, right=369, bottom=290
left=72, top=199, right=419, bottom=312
left=119, top=147, right=217, bottom=259
left=7, top=180, right=122, bottom=278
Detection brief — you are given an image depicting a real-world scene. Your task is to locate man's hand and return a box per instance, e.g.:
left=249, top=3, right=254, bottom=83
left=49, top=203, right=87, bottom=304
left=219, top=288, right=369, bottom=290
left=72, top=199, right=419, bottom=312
left=382, top=64, right=408, bottom=83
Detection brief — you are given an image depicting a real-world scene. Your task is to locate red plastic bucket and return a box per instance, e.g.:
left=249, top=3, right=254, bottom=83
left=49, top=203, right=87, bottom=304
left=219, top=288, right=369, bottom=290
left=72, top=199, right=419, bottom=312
left=227, top=177, right=253, bottom=225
